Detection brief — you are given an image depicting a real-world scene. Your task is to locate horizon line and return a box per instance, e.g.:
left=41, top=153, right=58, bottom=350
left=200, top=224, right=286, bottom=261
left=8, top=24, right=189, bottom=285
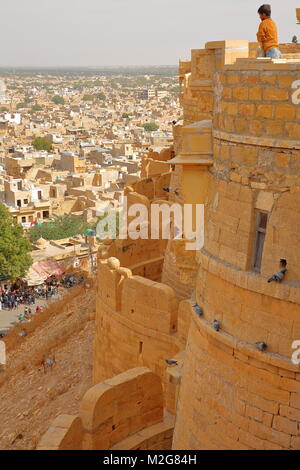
left=0, top=65, right=178, bottom=69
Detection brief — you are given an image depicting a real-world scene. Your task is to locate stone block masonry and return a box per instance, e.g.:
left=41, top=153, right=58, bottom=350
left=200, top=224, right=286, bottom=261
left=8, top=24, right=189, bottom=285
left=38, top=367, right=174, bottom=450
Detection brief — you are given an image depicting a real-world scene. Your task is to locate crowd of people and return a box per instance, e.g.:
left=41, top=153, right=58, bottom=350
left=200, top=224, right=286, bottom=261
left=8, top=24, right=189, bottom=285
left=0, top=280, right=60, bottom=321
left=0, top=274, right=85, bottom=324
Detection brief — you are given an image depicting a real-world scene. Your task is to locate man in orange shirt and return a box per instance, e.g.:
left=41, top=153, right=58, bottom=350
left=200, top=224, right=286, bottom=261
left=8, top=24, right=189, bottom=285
left=257, top=4, right=281, bottom=59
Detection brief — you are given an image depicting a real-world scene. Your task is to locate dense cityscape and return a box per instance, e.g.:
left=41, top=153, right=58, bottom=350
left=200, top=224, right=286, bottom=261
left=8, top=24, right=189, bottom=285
left=0, top=67, right=180, bottom=314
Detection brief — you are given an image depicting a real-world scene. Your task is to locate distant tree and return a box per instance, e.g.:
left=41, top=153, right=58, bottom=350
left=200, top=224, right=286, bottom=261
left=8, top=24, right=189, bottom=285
left=82, top=94, right=94, bottom=101
left=96, top=92, right=106, bottom=101
left=29, top=215, right=92, bottom=243
left=292, top=35, right=298, bottom=44
left=0, top=204, right=32, bottom=281
left=172, top=86, right=183, bottom=93
left=52, top=95, right=65, bottom=105
left=31, top=104, right=43, bottom=112
left=24, top=96, right=33, bottom=104
left=32, top=137, right=52, bottom=151
left=122, top=113, right=130, bottom=119
left=143, top=123, right=159, bottom=132
left=0, top=107, right=8, bottom=112
left=16, top=102, right=27, bottom=109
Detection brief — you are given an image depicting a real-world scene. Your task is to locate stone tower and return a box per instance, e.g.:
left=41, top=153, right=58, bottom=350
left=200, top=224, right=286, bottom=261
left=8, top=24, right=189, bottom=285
left=173, top=40, right=300, bottom=450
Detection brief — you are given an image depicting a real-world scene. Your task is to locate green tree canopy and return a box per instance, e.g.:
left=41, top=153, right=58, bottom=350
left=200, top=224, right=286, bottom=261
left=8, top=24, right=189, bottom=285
left=110, top=83, right=118, bottom=90
left=16, top=102, right=27, bottom=109
left=171, top=86, right=183, bottom=93
left=143, top=122, right=159, bottom=132
left=24, top=96, right=33, bottom=104
left=31, top=104, right=43, bottom=112
left=82, top=94, right=94, bottom=101
left=96, top=92, right=106, bottom=101
left=0, top=204, right=32, bottom=281
left=29, top=215, right=93, bottom=243
left=52, top=95, right=65, bottom=105
left=32, top=137, right=52, bottom=151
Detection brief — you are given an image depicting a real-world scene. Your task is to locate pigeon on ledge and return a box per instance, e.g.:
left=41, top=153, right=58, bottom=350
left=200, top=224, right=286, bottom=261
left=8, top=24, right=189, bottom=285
left=256, top=342, right=267, bottom=352
left=165, top=359, right=178, bottom=366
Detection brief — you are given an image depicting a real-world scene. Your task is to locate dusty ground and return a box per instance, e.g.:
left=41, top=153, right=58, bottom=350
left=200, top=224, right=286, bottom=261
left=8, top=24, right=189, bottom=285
left=0, top=284, right=96, bottom=450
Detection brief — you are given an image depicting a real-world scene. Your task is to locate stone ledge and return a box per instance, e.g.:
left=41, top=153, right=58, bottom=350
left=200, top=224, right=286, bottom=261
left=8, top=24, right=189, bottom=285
left=186, top=300, right=300, bottom=373
left=110, top=411, right=174, bottom=450
left=129, top=256, right=164, bottom=272
left=225, top=60, right=300, bottom=71
left=205, top=40, right=249, bottom=51
left=213, top=129, right=300, bottom=150
left=168, top=154, right=213, bottom=165
left=197, top=249, right=300, bottom=305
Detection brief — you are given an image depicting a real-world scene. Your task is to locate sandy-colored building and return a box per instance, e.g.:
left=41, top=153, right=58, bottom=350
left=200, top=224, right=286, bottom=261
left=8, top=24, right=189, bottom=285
left=3, top=177, right=51, bottom=225
left=57, top=152, right=86, bottom=173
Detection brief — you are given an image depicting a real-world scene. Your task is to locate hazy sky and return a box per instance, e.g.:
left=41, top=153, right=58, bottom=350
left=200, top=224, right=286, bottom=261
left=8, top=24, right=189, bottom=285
left=1, top=0, right=299, bottom=67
